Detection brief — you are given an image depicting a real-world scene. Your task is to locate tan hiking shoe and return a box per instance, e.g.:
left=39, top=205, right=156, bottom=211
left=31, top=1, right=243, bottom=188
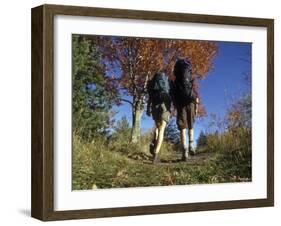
left=153, top=153, right=161, bottom=164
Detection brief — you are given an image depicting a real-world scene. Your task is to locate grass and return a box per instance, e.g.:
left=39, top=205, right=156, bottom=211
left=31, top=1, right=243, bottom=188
left=72, top=128, right=251, bottom=190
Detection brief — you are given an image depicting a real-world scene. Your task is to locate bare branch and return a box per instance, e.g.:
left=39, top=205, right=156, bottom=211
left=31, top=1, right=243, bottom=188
left=121, top=98, right=133, bottom=106
left=143, top=72, right=150, bottom=91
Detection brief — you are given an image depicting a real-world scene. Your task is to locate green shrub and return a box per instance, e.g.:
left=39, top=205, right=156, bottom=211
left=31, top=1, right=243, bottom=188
left=204, top=127, right=252, bottom=181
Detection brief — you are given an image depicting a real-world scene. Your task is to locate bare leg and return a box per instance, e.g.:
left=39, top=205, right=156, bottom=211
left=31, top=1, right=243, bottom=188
left=154, top=121, right=167, bottom=154
left=180, top=128, right=187, bottom=148
left=154, top=127, right=159, bottom=141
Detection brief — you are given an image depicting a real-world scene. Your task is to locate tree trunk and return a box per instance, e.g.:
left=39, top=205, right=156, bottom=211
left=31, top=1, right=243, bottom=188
left=131, top=101, right=143, bottom=143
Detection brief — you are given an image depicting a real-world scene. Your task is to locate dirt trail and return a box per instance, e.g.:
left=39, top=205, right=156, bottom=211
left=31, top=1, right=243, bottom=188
left=126, top=150, right=215, bottom=165
left=159, top=152, right=214, bottom=165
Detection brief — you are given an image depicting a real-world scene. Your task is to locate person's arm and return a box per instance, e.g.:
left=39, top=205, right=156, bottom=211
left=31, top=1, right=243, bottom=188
left=195, top=97, right=199, bottom=116
left=192, top=79, right=200, bottom=116
left=191, top=78, right=199, bottom=116
left=146, top=97, right=152, bottom=116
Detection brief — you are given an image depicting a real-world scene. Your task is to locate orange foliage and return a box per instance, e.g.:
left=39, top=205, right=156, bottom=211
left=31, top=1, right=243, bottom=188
left=95, top=36, right=218, bottom=116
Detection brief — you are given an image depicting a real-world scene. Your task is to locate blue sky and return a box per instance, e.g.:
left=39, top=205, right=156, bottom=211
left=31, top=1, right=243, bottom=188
left=112, top=41, right=252, bottom=143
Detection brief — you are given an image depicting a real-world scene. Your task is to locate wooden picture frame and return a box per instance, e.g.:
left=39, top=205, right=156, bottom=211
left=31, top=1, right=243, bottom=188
left=31, top=4, right=274, bottom=221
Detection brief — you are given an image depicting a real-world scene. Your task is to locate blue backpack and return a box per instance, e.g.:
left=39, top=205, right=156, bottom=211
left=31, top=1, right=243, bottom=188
left=149, top=72, right=170, bottom=104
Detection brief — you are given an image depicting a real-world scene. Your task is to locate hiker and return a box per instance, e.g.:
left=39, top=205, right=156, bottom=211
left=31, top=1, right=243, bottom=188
left=146, top=72, right=172, bottom=163
left=172, top=58, right=199, bottom=161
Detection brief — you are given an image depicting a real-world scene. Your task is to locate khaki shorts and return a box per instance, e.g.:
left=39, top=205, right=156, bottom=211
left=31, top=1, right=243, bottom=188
left=176, top=103, right=195, bottom=130
left=151, top=103, right=171, bottom=124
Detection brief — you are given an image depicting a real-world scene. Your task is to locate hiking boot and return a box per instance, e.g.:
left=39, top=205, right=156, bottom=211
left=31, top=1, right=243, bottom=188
left=149, top=142, right=156, bottom=157
left=181, top=146, right=189, bottom=161
left=189, top=142, right=196, bottom=156
left=153, top=153, right=161, bottom=164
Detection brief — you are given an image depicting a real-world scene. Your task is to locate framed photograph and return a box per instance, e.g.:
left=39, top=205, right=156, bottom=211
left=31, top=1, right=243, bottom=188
left=31, top=4, right=274, bottom=221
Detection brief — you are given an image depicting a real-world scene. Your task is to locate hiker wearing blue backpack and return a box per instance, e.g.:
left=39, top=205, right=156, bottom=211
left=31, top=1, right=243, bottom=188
left=146, top=72, right=172, bottom=163
left=172, top=58, right=199, bottom=161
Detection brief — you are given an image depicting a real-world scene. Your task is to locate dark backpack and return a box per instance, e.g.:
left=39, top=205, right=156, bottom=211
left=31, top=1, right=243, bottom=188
left=148, top=72, right=170, bottom=104
left=174, top=59, right=196, bottom=104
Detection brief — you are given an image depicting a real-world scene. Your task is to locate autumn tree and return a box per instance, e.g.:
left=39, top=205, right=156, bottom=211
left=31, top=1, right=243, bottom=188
left=95, top=36, right=218, bottom=142
left=227, top=53, right=252, bottom=132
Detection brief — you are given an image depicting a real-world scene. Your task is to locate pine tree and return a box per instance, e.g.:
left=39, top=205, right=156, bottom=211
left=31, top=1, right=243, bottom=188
left=114, top=116, right=130, bottom=133
left=197, top=131, right=207, bottom=148
left=72, top=35, right=118, bottom=140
